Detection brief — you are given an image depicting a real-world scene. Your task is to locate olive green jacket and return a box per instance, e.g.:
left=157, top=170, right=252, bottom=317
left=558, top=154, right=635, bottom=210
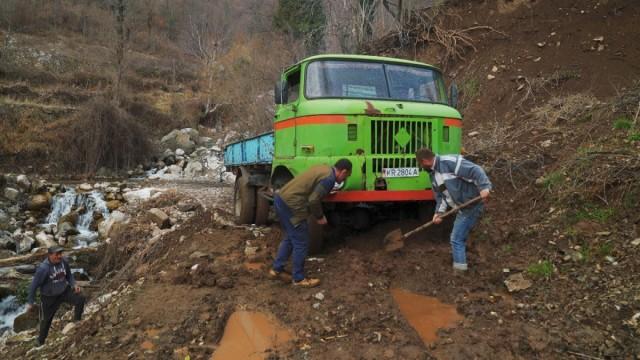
left=278, top=164, right=336, bottom=225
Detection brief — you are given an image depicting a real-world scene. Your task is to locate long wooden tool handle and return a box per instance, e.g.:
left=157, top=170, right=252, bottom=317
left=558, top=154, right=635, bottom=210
left=403, top=195, right=483, bottom=239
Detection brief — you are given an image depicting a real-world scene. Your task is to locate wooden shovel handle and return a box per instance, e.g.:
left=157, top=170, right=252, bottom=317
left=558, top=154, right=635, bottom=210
left=403, top=195, right=483, bottom=239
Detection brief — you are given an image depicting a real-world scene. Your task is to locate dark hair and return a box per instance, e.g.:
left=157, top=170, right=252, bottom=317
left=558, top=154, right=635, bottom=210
left=415, top=148, right=435, bottom=162
left=334, top=158, right=353, bottom=172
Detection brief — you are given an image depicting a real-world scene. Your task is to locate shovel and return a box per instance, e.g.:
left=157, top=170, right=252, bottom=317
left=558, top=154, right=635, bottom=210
left=383, top=195, right=483, bottom=252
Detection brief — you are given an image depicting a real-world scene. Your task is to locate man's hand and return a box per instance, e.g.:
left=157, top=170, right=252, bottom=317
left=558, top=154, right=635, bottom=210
left=74, top=286, right=81, bottom=294
left=317, top=216, right=328, bottom=225
left=480, top=189, right=491, bottom=203
left=432, top=213, right=443, bottom=225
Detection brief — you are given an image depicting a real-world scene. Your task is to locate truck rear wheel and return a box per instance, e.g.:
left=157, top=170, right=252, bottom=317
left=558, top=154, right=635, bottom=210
left=234, top=175, right=256, bottom=224
left=254, top=190, right=270, bottom=225
left=307, top=216, right=324, bottom=255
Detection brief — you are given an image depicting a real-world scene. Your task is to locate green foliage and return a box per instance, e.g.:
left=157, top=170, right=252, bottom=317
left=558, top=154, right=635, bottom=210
left=573, top=204, right=615, bottom=223
left=527, top=260, right=553, bottom=279
left=502, top=244, right=513, bottom=253
left=274, top=0, right=326, bottom=52
left=613, top=117, right=632, bottom=130
left=628, top=132, right=640, bottom=142
left=623, top=187, right=640, bottom=209
left=15, top=279, right=36, bottom=305
left=543, top=171, right=564, bottom=191
left=597, top=242, right=613, bottom=257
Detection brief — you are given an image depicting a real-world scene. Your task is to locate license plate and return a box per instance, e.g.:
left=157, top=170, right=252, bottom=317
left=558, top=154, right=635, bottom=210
left=382, top=167, right=419, bottom=178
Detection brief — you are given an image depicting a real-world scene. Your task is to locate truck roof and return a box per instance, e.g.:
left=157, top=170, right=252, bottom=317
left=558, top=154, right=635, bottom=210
left=285, top=54, right=442, bottom=73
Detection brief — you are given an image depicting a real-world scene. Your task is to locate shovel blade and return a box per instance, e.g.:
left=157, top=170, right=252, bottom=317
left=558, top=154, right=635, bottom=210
left=383, top=228, right=405, bottom=252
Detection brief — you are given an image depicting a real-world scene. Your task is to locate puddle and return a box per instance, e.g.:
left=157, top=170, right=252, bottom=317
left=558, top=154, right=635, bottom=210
left=243, top=262, right=264, bottom=271
left=211, top=311, right=294, bottom=360
left=391, top=288, right=463, bottom=345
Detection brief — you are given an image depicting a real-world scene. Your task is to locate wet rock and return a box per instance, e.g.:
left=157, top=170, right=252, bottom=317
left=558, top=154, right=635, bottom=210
left=106, top=200, right=122, bottom=211
left=0, top=230, right=14, bottom=250
left=58, top=222, right=79, bottom=237
left=15, top=264, right=36, bottom=274
left=78, top=183, right=93, bottom=192
left=58, top=211, right=79, bottom=227
left=147, top=208, right=170, bottom=229
left=216, top=276, right=234, bottom=289
left=27, top=194, right=51, bottom=211
left=16, top=175, right=31, bottom=192
left=14, top=307, right=39, bottom=332
left=35, top=231, right=57, bottom=248
left=0, top=209, right=10, bottom=230
left=15, top=233, right=35, bottom=253
left=4, top=187, right=20, bottom=201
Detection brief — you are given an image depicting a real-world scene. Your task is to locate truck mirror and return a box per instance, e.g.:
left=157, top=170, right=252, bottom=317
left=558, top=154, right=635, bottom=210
left=449, top=83, right=459, bottom=108
left=274, top=80, right=288, bottom=105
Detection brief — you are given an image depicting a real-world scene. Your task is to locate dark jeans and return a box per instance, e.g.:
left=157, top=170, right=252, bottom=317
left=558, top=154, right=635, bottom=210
left=38, top=286, right=85, bottom=344
left=272, top=195, right=310, bottom=282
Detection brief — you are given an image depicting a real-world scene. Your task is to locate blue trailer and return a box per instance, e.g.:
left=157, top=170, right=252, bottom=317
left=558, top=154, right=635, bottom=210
left=224, top=132, right=274, bottom=167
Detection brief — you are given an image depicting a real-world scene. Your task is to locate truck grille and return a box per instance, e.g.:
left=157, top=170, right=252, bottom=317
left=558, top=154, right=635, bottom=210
left=370, top=119, right=431, bottom=155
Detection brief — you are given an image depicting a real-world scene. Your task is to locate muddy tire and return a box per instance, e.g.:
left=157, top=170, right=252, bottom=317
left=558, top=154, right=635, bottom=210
left=234, top=175, right=255, bottom=224
left=254, top=190, right=270, bottom=226
left=307, top=216, right=324, bottom=255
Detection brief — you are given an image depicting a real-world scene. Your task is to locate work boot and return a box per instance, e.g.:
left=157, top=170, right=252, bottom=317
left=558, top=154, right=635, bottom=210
left=293, top=278, right=321, bottom=288
left=268, top=269, right=292, bottom=283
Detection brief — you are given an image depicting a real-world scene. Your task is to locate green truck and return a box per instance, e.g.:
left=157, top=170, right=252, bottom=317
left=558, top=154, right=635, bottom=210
left=224, top=54, right=461, bottom=249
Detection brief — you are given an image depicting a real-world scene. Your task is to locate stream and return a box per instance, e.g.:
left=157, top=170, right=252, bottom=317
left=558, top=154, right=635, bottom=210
left=0, top=186, right=111, bottom=336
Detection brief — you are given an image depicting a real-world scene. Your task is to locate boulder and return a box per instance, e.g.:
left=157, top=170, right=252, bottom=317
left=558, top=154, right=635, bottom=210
left=175, top=132, right=196, bottom=154
left=0, top=249, right=16, bottom=259
left=123, top=188, right=155, bottom=203
left=184, top=161, right=204, bottom=177
left=147, top=208, right=170, bottom=229
left=0, top=209, right=9, bottom=230
left=181, top=128, right=199, bottom=141
left=16, top=175, right=31, bottom=192
left=27, top=193, right=51, bottom=211
left=197, top=137, right=215, bottom=148
left=106, top=200, right=122, bottom=211
left=3, top=187, right=20, bottom=201
left=98, top=210, right=129, bottom=238
left=35, top=231, right=57, bottom=248
left=57, top=222, right=79, bottom=237
left=0, top=230, right=14, bottom=250
left=58, top=211, right=79, bottom=227
left=167, top=165, right=182, bottom=175
left=14, top=307, right=39, bottom=332
left=14, top=233, right=35, bottom=254
left=78, top=183, right=93, bottom=191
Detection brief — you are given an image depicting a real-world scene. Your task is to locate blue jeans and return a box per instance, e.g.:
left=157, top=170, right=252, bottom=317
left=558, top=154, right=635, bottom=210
left=272, top=195, right=309, bottom=282
left=450, top=203, right=483, bottom=267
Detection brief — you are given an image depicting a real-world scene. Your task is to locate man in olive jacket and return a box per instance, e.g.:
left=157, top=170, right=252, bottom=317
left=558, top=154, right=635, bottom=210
left=270, top=159, right=352, bottom=287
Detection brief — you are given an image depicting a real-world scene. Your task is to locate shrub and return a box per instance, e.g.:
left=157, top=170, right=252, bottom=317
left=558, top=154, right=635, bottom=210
left=613, top=117, right=632, bottom=130
left=527, top=260, right=553, bottom=279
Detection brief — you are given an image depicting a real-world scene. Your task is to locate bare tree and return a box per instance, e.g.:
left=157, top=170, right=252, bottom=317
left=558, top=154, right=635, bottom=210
left=111, top=0, right=129, bottom=103
left=183, top=0, right=231, bottom=117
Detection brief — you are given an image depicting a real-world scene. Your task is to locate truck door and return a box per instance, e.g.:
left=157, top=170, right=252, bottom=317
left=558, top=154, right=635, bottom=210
left=274, top=68, right=300, bottom=158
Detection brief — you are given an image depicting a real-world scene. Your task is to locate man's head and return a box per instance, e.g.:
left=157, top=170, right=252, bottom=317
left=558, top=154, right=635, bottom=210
left=47, top=246, right=64, bottom=264
left=334, top=158, right=353, bottom=183
left=416, top=148, right=436, bottom=170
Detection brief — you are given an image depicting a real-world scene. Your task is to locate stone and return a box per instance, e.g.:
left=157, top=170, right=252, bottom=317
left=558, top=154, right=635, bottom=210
left=504, top=273, right=532, bottom=292
left=123, top=188, right=156, bottom=203
left=166, top=165, right=182, bottom=175
left=78, top=183, right=93, bottom=191
left=197, top=137, right=215, bottom=148
left=631, top=238, right=640, bottom=246
left=58, top=211, right=79, bottom=227
left=491, top=65, right=498, bottom=73
left=62, top=322, right=76, bottom=335
left=27, top=194, right=51, bottom=211
left=0, top=209, right=10, bottom=230
left=35, top=231, right=57, bottom=248
left=16, top=175, right=31, bottom=191
left=106, top=200, right=122, bottom=211
left=0, top=230, right=14, bottom=250
left=98, top=210, right=129, bottom=238
left=176, top=200, right=199, bottom=212
left=58, top=222, right=79, bottom=237
left=175, top=148, right=185, bottom=156
left=314, top=292, right=325, bottom=301
left=3, top=187, right=20, bottom=201
left=468, top=131, right=480, bottom=137
left=487, top=74, right=496, bottom=80
left=184, top=161, right=204, bottom=177
left=14, top=234, right=35, bottom=254
left=147, top=208, right=170, bottom=229
left=14, top=307, right=39, bottom=332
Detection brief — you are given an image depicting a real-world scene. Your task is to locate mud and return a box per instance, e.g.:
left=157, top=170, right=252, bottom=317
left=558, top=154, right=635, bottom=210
left=391, top=288, right=463, bottom=345
left=211, top=311, right=294, bottom=360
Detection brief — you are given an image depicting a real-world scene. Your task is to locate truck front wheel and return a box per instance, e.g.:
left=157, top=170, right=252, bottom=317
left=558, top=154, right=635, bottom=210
left=234, top=175, right=256, bottom=224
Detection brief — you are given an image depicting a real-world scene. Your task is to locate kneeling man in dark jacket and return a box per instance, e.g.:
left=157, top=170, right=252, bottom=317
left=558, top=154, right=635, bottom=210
left=27, top=246, right=85, bottom=345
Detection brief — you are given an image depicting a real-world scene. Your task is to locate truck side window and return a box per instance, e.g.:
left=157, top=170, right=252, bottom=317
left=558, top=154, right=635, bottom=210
left=287, top=71, right=300, bottom=103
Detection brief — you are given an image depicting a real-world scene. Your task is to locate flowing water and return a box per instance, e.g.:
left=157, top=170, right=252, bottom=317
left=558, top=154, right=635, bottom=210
left=211, top=311, right=294, bottom=360
left=391, top=288, right=463, bottom=345
left=0, top=186, right=110, bottom=337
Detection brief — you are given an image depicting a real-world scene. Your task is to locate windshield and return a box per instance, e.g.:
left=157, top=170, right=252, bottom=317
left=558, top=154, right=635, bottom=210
left=305, top=60, right=447, bottom=104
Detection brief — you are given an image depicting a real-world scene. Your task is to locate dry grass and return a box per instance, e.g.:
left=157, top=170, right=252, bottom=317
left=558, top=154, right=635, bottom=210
left=530, top=93, right=600, bottom=125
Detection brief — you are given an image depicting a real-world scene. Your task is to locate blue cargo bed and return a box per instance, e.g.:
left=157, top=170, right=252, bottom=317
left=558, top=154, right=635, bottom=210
left=223, top=131, right=274, bottom=167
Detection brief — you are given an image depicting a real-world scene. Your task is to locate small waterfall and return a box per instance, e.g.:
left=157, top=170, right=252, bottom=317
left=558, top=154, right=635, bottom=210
left=45, top=187, right=111, bottom=247
left=0, top=296, right=25, bottom=337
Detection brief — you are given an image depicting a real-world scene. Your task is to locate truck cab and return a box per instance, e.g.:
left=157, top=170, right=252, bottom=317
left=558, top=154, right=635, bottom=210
left=225, top=54, right=461, bottom=249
